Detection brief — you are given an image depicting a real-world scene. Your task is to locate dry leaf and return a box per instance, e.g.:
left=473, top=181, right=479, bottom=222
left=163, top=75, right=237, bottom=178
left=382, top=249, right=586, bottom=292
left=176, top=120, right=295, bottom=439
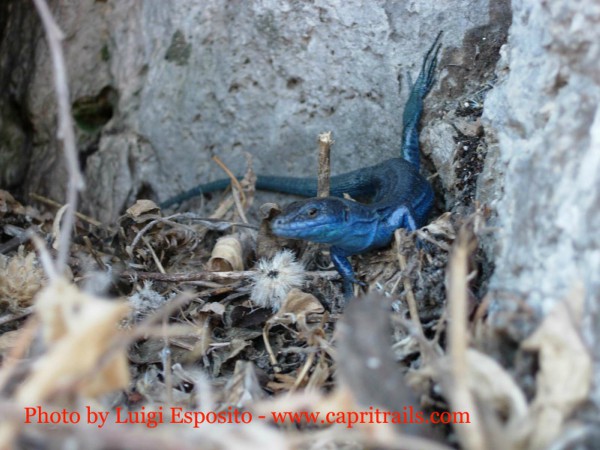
left=306, top=353, right=330, bottom=390
left=267, top=373, right=301, bottom=393
left=222, top=338, right=251, bottom=365
left=262, top=289, right=325, bottom=377
left=129, top=325, right=210, bottom=365
left=50, top=204, right=69, bottom=251
left=0, top=190, right=24, bottom=216
left=223, top=360, right=266, bottom=408
left=421, top=212, right=454, bottom=236
left=438, top=348, right=528, bottom=425
left=126, top=199, right=160, bottom=217
left=136, top=365, right=196, bottom=405
left=518, top=285, right=591, bottom=450
left=0, top=190, right=16, bottom=214
left=272, top=288, right=324, bottom=325
left=16, top=278, right=130, bottom=403
left=0, top=329, right=21, bottom=358
left=454, top=117, right=483, bottom=137
left=199, top=302, right=225, bottom=316
left=208, top=235, right=244, bottom=271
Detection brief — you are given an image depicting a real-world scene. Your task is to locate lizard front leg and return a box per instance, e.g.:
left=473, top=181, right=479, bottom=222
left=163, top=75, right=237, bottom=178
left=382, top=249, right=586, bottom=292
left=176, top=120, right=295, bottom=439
left=331, top=246, right=366, bottom=299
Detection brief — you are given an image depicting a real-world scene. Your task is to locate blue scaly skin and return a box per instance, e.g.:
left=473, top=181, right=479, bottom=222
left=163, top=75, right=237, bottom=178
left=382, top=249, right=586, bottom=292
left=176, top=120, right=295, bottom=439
left=161, top=34, right=441, bottom=297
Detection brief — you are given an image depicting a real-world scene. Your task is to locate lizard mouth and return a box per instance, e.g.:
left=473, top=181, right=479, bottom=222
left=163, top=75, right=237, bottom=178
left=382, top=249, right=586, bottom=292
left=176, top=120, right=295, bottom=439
left=270, top=217, right=310, bottom=238
left=271, top=217, right=342, bottom=244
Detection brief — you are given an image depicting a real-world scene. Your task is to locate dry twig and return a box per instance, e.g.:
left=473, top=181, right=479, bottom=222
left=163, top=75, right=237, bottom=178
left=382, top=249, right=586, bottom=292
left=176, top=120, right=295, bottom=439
left=121, top=269, right=339, bottom=283
left=394, top=230, right=425, bottom=338
left=30, top=193, right=109, bottom=231
left=445, top=224, right=485, bottom=450
left=317, top=131, right=333, bottom=197
left=212, top=155, right=247, bottom=207
left=32, top=0, right=85, bottom=275
left=0, top=307, right=34, bottom=327
left=337, top=292, right=434, bottom=438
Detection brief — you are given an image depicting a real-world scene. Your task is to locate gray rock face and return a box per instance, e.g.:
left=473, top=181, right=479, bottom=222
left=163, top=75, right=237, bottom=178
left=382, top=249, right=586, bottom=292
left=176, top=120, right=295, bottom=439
left=0, top=1, right=39, bottom=189
left=16, top=0, right=501, bottom=222
left=481, top=0, right=600, bottom=401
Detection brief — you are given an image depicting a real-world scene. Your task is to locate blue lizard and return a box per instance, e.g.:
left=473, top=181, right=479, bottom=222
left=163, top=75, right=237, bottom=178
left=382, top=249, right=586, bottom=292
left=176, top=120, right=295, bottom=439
left=161, top=34, right=441, bottom=297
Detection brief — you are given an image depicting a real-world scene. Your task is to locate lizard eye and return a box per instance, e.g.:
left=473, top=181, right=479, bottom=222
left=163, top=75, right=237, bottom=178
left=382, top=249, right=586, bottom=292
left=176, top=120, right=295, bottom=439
left=307, top=207, right=318, bottom=218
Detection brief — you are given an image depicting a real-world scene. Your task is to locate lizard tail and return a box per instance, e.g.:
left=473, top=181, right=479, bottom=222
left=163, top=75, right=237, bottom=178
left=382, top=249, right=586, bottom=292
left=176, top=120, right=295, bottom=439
left=160, top=175, right=320, bottom=209
left=400, top=31, right=442, bottom=169
left=160, top=168, right=379, bottom=209
left=159, top=178, right=232, bottom=208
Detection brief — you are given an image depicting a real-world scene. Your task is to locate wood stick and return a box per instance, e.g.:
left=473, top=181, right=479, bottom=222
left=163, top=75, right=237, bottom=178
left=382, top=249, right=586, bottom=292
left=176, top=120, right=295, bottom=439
left=120, top=269, right=339, bottom=283
left=33, top=0, right=85, bottom=276
left=317, top=131, right=333, bottom=197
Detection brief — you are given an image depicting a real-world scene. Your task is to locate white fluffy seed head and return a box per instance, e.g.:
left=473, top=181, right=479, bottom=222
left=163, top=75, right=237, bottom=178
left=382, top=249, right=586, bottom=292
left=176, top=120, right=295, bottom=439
left=250, top=250, right=306, bottom=311
left=128, top=280, right=168, bottom=319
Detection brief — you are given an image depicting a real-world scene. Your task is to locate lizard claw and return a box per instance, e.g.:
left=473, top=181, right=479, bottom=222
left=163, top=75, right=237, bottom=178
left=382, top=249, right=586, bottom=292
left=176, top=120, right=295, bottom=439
left=345, top=273, right=367, bottom=288
left=340, top=277, right=367, bottom=299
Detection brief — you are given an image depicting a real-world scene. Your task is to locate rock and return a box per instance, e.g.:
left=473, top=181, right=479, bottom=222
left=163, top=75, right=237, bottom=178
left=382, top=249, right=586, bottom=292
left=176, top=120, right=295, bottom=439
left=481, top=0, right=600, bottom=413
left=0, top=0, right=39, bottom=190
left=8, top=0, right=506, bottom=222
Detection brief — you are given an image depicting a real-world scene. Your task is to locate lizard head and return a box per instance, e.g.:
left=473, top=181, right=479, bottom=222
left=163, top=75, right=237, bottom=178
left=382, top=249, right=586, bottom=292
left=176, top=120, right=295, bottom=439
left=270, top=197, right=362, bottom=245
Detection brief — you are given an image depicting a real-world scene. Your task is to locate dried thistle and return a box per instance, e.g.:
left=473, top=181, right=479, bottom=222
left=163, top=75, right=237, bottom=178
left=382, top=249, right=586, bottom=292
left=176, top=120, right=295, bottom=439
left=251, top=250, right=306, bottom=310
left=128, top=280, right=169, bottom=320
left=0, top=246, right=47, bottom=312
